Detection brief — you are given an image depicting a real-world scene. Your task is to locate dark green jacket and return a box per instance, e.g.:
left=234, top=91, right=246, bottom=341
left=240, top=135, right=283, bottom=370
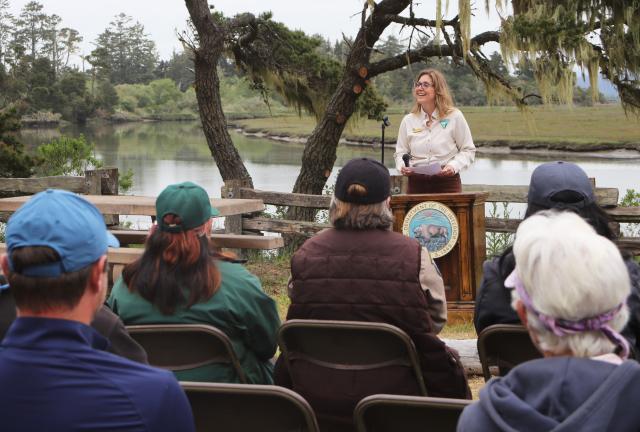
left=108, top=260, right=280, bottom=384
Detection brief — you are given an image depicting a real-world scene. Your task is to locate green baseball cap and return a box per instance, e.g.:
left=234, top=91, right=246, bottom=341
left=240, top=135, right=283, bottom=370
left=156, top=181, right=220, bottom=233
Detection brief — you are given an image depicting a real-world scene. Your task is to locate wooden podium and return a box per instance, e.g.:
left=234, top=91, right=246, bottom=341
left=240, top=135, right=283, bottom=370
left=390, top=192, right=488, bottom=321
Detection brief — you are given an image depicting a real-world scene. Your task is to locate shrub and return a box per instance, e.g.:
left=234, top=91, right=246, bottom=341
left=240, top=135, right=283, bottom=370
left=36, top=135, right=102, bottom=177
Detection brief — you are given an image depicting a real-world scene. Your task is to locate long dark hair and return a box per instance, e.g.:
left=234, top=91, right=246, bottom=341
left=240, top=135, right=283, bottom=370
left=122, top=216, right=230, bottom=315
left=498, top=190, right=619, bottom=280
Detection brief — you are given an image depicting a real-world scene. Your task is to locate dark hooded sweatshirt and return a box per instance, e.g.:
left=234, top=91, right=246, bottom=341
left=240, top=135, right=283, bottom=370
left=458, top=357, right=640, bottom=432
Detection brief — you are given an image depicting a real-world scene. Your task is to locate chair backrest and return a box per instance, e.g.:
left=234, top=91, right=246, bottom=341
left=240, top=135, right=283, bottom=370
left=354, top=394, right=472, bottom=432
left=182, top=382, right=320, bottom=432
left=278, top=320, right=427, bottom=429
left=126, top=324, right=247, bottom=383
left=477, top=324, right=542, bottom=381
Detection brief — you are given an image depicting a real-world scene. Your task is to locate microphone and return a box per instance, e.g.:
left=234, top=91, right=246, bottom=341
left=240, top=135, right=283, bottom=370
left=402, top=154, right=411, bottom=167
left=382, top=116, right=390, bottom=127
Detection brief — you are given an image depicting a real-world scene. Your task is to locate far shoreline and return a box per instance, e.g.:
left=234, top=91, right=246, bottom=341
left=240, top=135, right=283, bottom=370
left=20, top=115, right=640, bottom=161
left=230, top=124, right=640, bottom=161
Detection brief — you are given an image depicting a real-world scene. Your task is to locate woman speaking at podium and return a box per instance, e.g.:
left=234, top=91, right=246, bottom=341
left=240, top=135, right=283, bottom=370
left=395, top=69, right=476, bottom=193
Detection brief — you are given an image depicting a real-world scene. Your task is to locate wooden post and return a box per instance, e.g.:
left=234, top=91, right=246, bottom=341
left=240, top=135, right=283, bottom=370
left=84, top=170, right=101, bottom=195
left=85, top=168, right=119, bottom=226
left=221, top=179, right=253, bottom=257
left=99, top=167, right=119, bottom=196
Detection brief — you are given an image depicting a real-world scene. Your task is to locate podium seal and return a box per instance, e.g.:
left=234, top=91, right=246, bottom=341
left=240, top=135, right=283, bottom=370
left=402, top=201, right=459, bottom=258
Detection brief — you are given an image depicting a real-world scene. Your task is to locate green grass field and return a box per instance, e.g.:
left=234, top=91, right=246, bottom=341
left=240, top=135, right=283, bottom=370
left=233, top=104, right=640, bottom=146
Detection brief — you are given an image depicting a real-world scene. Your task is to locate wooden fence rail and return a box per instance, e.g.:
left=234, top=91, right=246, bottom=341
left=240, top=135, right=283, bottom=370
left=0, top=175, right=87, bottom=195
left=233, top=180, right=640, bottom=255
left=0, top=172, right=282, bottom=254
left=0, top=167, right=119, bottom=196
left=0, top=168, right=120, bottom=224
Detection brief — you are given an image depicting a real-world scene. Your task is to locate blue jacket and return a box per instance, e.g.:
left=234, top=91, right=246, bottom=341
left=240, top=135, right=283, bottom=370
left=458, top=357, right=640, bottom=432
left=0, top=317, right=194, bottom=432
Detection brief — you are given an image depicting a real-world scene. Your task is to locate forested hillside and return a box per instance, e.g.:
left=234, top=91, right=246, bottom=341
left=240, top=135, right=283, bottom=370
left=0, top=0, right=608, bottom=126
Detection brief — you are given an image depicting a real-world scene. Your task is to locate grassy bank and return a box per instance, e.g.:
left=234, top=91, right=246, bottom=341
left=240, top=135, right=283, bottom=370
left=232, top=105, right=640, bottom=148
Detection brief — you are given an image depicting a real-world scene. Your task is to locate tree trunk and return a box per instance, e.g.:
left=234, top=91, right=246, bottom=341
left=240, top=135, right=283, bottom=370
left=185, top=0, right=253, bottom=187
left=288, top=0, right=410, bottom=222
left=193, top=54, right=252, bottom=184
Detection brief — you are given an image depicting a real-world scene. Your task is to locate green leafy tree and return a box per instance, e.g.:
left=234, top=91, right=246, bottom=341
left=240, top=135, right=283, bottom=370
left=13, top=1, right=46, bottom=59
left=91, top=13, right=158, bottom=85
left=58, top=27, right=81, bottom=69
left=39, top=14, right=81, bottom=77
left=0, top=0, right=13, bottom=66
left=95, top=80, right=118, bottom=113
left=370, top=35, right=416, bottom=103
left=27, top=56, right=56, bottom=110
left=163, top=50, right=195, bottom=91
left=40, top=13, right=61, bottom=76
left=0, top=103, right=35, bottom=177
left=55, top=70, right=95, bottom=122
left=148, top=78, right=182, bottom=110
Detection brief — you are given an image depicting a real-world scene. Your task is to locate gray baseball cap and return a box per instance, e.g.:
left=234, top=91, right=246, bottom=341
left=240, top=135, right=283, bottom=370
left=528, top=161, right=595, bottom=209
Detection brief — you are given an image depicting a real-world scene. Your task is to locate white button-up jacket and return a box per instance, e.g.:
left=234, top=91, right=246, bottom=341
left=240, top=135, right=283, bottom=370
left=394, top=108, right=476, bottom=174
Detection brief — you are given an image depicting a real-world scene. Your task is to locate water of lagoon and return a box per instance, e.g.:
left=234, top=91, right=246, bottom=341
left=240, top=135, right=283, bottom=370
left=19, top=121, right=640, bottom=229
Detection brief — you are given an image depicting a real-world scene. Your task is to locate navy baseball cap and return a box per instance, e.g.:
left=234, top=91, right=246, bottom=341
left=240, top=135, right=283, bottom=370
left=6, top=189, right=119, bottom=277
left=528, top=161, right=595, bottom=209
left=335, top=158, right=391, bottom=204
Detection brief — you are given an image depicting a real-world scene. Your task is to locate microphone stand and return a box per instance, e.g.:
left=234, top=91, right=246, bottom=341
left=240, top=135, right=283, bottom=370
left=380, top=116, right=390, bottom=165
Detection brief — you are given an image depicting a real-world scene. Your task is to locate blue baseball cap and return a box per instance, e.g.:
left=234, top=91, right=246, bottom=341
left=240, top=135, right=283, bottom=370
left=6, top=189, right=120, bottom=277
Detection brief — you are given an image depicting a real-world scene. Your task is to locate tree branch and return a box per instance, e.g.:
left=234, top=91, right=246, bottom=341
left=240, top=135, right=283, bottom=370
left=368, top=30, right=500, bottom=77
left=522, top=93, right=542, bottom=102
left=380, top=14, right=457, bottom=27
left=470, top=30, right=500, bottom=47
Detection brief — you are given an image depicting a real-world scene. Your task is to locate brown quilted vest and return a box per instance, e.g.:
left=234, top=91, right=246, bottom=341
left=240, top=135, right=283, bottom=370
left=287, top=228, right=469, bottom=399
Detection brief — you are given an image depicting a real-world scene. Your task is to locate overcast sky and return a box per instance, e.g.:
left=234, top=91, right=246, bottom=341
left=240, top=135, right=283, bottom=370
left=7, top=0, right=503, bottom=61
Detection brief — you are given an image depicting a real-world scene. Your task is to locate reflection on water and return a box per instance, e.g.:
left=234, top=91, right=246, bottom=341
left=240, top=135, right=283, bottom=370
left=19, top=121, right=640, bottom=198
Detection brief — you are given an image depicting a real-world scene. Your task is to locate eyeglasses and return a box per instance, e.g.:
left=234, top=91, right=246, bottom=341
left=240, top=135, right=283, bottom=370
left=414, top=81, right=434, bottom=89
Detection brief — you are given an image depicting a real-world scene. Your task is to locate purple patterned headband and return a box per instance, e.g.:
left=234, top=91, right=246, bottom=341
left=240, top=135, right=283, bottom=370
left=505, top=270, right=629, bottom=359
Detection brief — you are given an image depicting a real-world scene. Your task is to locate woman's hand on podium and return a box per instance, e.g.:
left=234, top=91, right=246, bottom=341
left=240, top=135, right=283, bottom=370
left=400, top=166, right=415, bottom=176
left=438, top=165, right=456, bottom=177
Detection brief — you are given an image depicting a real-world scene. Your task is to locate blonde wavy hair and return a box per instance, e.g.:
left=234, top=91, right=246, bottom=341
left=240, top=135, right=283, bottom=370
left=410, top=69, right=455, bottom=116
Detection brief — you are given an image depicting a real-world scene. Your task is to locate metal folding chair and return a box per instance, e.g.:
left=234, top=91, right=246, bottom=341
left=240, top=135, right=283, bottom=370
left=126, top=323, right=247, bottom=383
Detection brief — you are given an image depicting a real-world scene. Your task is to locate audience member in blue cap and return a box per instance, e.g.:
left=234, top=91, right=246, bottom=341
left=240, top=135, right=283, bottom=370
left=108, top=181, right=280, bottom=384
left=0, top=189, right=194, bottom=432
left=474, top=161, right=640, bottom=357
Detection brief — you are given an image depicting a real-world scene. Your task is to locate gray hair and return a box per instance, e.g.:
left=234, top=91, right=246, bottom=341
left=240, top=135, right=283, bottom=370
left=510, top=211, right=630, bottom=357
left=329, top=196, right=394, bottom=230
